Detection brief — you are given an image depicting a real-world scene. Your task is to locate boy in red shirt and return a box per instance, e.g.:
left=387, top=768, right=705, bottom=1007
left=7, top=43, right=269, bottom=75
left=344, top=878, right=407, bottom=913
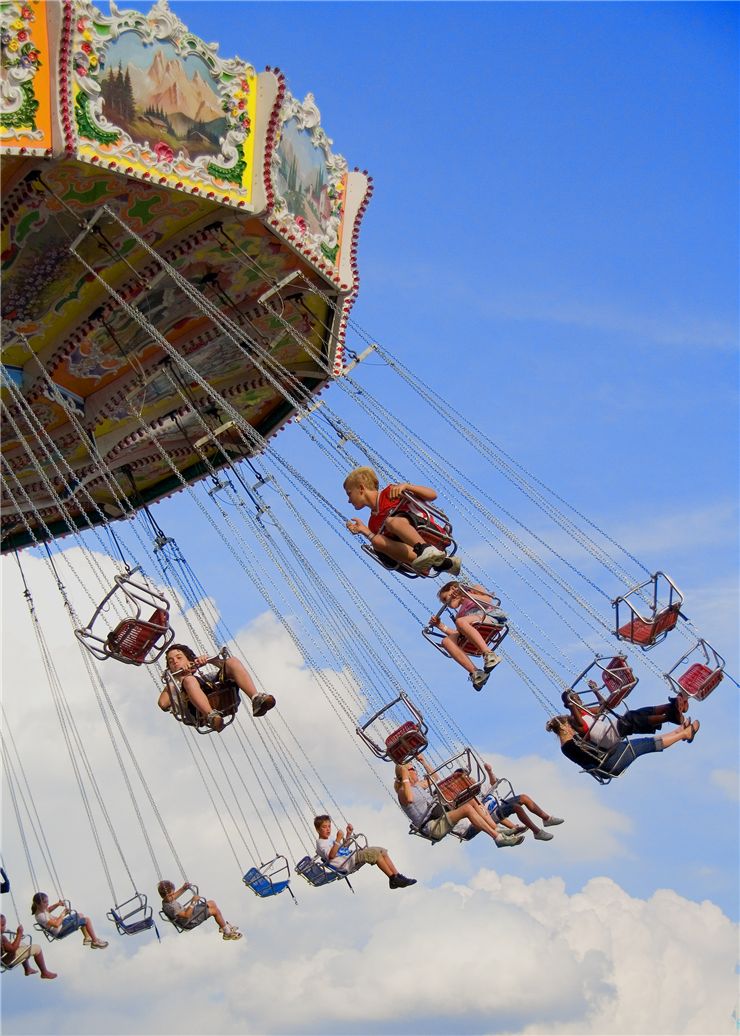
left=343, top=466, right=461, bottom=575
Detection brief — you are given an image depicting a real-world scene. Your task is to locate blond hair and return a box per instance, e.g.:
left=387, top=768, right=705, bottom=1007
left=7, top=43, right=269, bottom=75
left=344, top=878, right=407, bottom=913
left=343, top=466, right=378, bottom=492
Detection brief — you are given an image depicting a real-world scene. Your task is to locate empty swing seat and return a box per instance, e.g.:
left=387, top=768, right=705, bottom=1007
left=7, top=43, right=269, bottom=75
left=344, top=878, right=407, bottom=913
left=617, top=605, right=681, bottom=647
left=601, top=656, right=637, bottom=704
left=243, top=868, right=290, bottom=898
left=106, top=607, right=170, bottom=664
left=107, top=893, right=158, bottom=938
left=677, top=663, right=723, bottom=701
left=385, top=722, right=428, bottom=764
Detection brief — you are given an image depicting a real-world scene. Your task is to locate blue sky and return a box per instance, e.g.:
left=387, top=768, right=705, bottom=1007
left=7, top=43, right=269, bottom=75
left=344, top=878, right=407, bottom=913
left=2, top=3, right=737, bottom=1034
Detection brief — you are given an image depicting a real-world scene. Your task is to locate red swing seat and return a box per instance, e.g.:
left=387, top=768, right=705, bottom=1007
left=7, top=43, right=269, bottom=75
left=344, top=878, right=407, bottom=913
left=664, top=639, right=726, bottom=702
left=677, top=663, right=723, bottom=700
left=617, top=605, right=681, bottom=647
left=385, top=722, right=428, bottom=764
left=456, top=620, right=508, bottom=657
left=600, top=655, right=637, bottom=706
left=613, top=572, right=683, bottom=650
left=436, top=768, right=478, bottom=807
left=106, top=608, right=170, bottom=664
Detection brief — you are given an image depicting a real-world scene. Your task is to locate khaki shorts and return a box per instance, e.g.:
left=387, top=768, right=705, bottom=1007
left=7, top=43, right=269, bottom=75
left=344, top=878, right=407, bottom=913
left=352, top=846, right=386, bottom=867
left=424, top=814, right=454, bottom=841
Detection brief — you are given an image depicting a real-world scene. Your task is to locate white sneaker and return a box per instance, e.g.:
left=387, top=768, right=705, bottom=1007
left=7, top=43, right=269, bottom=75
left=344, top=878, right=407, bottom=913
left=534, top=830, right=554, bottom=841
left=495, top=834, right=525, bottom=847
left=410, top=546, right=446, bottom=572
left=470, top=669, right=490, bottom=691
left=483, top=651, right=502, bottom=672
left=434, top=554, right=462, bottom=576
left=544, top=816, right=564, bottom=827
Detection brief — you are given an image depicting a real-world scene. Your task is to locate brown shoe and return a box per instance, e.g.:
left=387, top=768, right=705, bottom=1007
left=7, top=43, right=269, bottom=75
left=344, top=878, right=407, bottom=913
left=252, top=693, right=276, bottom=718
left=207, top=710, right=224, bottom=732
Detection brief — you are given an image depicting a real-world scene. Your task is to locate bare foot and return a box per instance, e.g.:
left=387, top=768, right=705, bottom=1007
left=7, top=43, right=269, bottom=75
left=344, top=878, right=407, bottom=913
left=24, top=966, right=39, bottom=976
left=40, top=971, right=57, bottom=980
left=686, top=719, right=700, bottom=743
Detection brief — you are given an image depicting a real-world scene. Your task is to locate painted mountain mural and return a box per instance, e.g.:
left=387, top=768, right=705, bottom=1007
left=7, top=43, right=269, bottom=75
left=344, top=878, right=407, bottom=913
left=100, top=37, right=227, bottom=160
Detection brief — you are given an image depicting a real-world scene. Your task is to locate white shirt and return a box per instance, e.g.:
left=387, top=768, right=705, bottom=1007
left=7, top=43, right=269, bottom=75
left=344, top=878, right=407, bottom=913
left=315, top=837, right=358, bottom=873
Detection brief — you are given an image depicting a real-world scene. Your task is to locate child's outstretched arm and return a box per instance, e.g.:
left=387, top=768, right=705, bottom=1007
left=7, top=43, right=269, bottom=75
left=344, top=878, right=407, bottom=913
left=346, top=518, right=372, bottom=538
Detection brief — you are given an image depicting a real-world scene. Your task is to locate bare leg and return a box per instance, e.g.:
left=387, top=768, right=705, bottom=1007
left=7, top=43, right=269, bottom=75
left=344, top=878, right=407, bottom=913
left=661, top=721, right=699, bottom=749
left=222, top=658, right=259, bottom=703
left=180, top=675, right=214, bottom=718
left=33, top=947, right=56, bottom=979
left=455, top=617, right=493, bottom=655
left=447, top=801, right=501, bottom=841
left=373, top=852, right=398, bottom=878
left=206, top=900, right=229, bottom=930
left=383, top=515, right=427, bottom=549
left=369, top=532, right=417, bottom=566
left=22, top=960, right=37, bottom=976
left=441, top=635, right=477, bottom=674
left=80, top=916, right=99, bottom=942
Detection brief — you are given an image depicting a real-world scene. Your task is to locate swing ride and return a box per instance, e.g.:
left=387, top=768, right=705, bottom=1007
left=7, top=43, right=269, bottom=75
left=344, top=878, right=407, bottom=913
left=1, top=0, right=732, bottom=958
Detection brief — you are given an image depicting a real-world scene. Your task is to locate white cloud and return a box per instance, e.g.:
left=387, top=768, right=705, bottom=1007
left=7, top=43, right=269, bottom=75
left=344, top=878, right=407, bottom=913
left=710, top=769, right=739, bottom=802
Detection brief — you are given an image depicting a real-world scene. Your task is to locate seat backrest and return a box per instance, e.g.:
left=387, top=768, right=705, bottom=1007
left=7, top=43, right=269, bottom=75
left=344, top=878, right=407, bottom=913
left=437, top=769, right=477, bottom=807
left=677, top=663, right=723, bottom=701
left=602, top=656, right=636, bottom=702
left=296, top=856, right=339, bottom=887
left=385, top=722, right=428, bottom=764
left=243, top=868, right=273, bottom=897
left=107, top=608, right=169, bottom=662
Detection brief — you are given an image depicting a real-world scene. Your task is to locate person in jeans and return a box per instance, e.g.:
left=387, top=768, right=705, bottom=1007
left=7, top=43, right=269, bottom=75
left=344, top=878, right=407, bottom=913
left=30, top=892, right=107, bottom=949
left=546, top=714, right=699, bottom=778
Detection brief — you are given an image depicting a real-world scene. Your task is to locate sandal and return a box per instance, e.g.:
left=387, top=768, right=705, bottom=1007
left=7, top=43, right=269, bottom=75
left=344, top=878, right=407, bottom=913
left=686, top=719, right=700, bottom=743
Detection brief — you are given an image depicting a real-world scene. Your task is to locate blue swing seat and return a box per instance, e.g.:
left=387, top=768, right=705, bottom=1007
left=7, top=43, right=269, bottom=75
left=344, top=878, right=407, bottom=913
left=107, top=893, right=160, bottom=940
left=296, top=855, right=354, bottom=891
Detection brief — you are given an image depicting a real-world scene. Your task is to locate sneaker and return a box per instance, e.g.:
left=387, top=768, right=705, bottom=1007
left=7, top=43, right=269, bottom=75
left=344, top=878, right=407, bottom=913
left=222, top=929, right=243, bottom=941
left=252, top=693, right=276, bottom=718
left=90, top=940, right=108, bottom=949
left=82, top=937, right=92, bottom=946
left=483, top=651, right=502, bottom=672
left=207, top=710, right=224, bottom=732
left=388, top=874, right=417, bottom=889
left=495, top=834, right=525, bottom=848
left=470, top=669, right=490, bottom=691
left=433, top=555, right=462, bottom=576
left=543, top=816, right=564, bottom=827
left=410, top=545, right=446, bottom=572
left=534, top=829, right=554, bottom=841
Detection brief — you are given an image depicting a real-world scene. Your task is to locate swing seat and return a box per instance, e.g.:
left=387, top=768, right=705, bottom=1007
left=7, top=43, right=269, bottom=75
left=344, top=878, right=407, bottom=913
left=243, top=868, right=291, bottom=898
left=388, top=494, right=453, bottom=552
left=613, top=572, right=683, bottom=650
left=617, top=605, right=681, bottom=647
left=457, top=620, right=508, bottom=657
left=34, top=904, right=82, bottom=942
left=385, top=721, right=428, bottom=764
left=600, top=656, right=637, bottom=704
left=677, top=663, right=723, bottom=701
left=356, top=692, right=428, bottom=762
left=363, top=491, right=457, bottom=579
left=1, top=932, right=32, bottom=972
left=296, top=856, right=353, bottom=891
left=437, top=768, right=478, bottom=807
left=243, top=855, right=296, bottom=903
left=106, top=608, right=171, bottom=665
left=75, top=566, right=174, bottom=665
left=107, top=893, right=158, bottom=938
